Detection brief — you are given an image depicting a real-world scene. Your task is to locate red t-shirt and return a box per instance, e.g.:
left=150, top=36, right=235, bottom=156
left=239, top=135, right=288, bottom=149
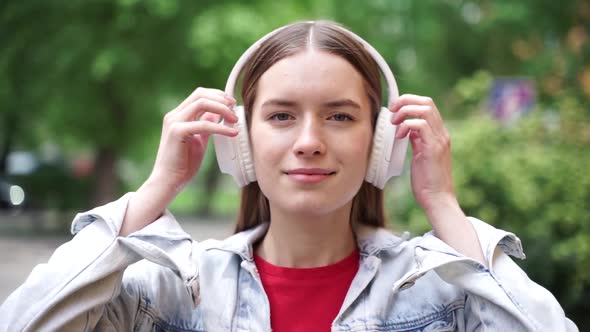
left=254, top=249, right=360, bottom=332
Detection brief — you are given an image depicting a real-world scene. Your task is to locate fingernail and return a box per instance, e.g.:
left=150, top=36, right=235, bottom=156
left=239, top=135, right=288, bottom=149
left=391, top=114, right=398, bottom=124
left=225, top=95, right=237, bottom=104
left=224, top=113, right=237, bottom=123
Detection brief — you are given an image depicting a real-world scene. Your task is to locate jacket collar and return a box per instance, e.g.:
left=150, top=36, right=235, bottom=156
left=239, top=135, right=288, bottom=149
left=204, top=222, right=409, bottom=261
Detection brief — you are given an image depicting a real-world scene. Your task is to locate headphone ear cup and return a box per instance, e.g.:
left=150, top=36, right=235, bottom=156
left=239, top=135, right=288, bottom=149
left=213, top=106, right=256, bottom=187
left=365, top=107, right=408, bottom=189
left=365, top=107, right=393, bottom=189
left=234, top=106, right=256, bottom=185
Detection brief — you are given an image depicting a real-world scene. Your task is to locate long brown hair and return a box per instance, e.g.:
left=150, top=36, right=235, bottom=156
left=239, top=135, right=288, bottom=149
left=234, top=21, right=386, bottom=233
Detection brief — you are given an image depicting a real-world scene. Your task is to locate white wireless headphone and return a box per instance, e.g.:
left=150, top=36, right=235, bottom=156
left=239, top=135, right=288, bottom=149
left=213, top=22, right=409, bottom=189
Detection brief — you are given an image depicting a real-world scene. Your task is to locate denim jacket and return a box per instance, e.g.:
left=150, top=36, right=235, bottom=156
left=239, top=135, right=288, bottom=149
left=0, top=193, right=578, bottom=331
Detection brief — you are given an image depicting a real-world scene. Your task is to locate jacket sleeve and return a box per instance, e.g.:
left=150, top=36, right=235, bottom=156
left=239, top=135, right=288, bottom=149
left=415, top=217, right=578, bottom=331
left=0, top=193, right=198, bottom=332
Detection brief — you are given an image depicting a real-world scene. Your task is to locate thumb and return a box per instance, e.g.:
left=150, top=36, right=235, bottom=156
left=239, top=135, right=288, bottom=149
left=409, top=131, right=421, bottom=151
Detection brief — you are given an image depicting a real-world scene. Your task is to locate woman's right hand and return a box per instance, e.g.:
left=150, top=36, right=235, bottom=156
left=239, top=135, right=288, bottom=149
left=119, top=87, right=238, bottom=236
left=149, top=87, right=238, bottom=192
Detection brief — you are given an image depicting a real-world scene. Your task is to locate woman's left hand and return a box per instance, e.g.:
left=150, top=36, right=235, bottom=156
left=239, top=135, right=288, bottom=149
left=390, top=94, right=457, bottom=215
left=389, top=95, right=486, bottom=264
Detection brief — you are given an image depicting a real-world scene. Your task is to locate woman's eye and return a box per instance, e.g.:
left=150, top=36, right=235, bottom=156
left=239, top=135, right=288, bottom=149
left=269, top=113, right=294, bottom=121
left=329, top=113, right=353, bottom=121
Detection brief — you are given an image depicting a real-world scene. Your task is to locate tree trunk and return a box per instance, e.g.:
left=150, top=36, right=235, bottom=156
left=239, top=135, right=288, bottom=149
left=92, top=146, right=118, bottom=206
left=89, top=79, right=126, bottom=206
left=200, top=159, right=221, bottom=216
left=1, top=54, right=24, bottom=175
left=0, top=112, right=16, bottom=174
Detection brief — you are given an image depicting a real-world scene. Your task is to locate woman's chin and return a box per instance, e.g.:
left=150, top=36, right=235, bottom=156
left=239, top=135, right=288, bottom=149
left=259, top=174, right=363, bottom=217
left=273, top=193, right=350, bottom=217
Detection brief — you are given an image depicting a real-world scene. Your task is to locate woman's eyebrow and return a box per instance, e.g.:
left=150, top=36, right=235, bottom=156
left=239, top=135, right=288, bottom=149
left=322, top=99, right=361, bottom=109
left=260, top=98, right=361, bottom=109
left=261, top=99, right=298, bottom=108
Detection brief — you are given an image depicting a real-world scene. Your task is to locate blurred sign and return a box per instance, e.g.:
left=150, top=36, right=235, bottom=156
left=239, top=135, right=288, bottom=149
left=488, top=78, right=536, bottom=123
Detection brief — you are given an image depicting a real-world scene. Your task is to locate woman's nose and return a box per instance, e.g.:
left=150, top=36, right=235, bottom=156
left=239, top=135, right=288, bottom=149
left=292, top=119, right=326, bottom=157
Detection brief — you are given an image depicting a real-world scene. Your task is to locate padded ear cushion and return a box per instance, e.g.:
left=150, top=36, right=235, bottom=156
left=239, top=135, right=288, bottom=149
left=365, top=107, right=395, bottom=189
left=213, top=106, right=256, bottom=187
left=234, top=106, right=256, bottom=184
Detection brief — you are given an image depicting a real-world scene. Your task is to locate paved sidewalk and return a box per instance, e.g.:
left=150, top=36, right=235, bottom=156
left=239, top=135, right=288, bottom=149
left=0, top=218, right=233, bottom=303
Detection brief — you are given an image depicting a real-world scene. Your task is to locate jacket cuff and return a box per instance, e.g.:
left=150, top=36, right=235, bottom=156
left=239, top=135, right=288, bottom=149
left=70, top=192, right=190, bottom=242
left=68, top=193, right=194, bottom=280
left=71, top=192, right=134, bottom=236
left=466, top=217, right=526, bottom=269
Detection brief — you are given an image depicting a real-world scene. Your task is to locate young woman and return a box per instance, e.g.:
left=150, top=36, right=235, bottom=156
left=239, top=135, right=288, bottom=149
left=0, top=21, right=578, bottom=332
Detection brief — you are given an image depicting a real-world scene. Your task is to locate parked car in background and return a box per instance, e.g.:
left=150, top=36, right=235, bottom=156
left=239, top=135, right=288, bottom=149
left=3, top=150, right=93, bottom=212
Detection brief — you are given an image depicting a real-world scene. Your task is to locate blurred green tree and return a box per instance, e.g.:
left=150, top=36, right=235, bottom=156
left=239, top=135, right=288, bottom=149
left=1, top=0, right=334, bottom=209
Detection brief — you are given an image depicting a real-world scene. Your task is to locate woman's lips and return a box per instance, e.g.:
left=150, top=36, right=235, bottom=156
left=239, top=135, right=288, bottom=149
left=285, top=168, right=336, bottom=184
left=288, top=173, right=333, bottom=184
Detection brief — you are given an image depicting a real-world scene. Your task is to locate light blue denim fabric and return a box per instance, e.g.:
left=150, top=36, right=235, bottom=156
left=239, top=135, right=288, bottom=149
left=0, top=193, right=578, bottom=331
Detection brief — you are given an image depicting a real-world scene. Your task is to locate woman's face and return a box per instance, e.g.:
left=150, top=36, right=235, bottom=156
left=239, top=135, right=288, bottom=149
left=250, top=50, right=374, bottom=217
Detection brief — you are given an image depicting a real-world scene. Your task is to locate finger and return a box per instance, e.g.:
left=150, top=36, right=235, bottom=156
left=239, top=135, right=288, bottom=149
left=176, top=87, right=235, bottom=111
left=391, top=105, right=444, bottom=136
left=201, top=112, right=221, bottom=123
left=391, top=95, right=446, bottom=133
left=170, top=120, right=239, bottom=141
left=394, top=119, right=435, bottom=143
left=165, top=92, right=233, bottom=123
left=390, top=94, right=443, bottom=124
left=409, top=131, right=422, bottom=151
left=389, top=94, right=435, bottom=111
left=390, top=105, right=442, bottom=135
left=176, top=98, right=238, bottom=124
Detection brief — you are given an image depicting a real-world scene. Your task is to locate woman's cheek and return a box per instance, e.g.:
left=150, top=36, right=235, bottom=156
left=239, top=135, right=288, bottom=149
left=340, top=131, right=372, bottom=168
left=252, top=133, right=287, bottom=177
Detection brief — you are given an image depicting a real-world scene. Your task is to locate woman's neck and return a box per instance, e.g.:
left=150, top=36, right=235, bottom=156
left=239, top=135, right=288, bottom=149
left=255, top=202, right=357, bottom=268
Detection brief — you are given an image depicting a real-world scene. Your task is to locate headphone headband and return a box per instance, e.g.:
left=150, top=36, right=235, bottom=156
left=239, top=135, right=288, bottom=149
left=224, top=21, right=399, bottom=105
left=214, top=21, right=409, bottom=189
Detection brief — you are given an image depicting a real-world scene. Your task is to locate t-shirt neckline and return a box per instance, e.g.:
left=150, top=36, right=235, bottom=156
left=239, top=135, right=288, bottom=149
left=253, top=248, right=360, bottom=280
